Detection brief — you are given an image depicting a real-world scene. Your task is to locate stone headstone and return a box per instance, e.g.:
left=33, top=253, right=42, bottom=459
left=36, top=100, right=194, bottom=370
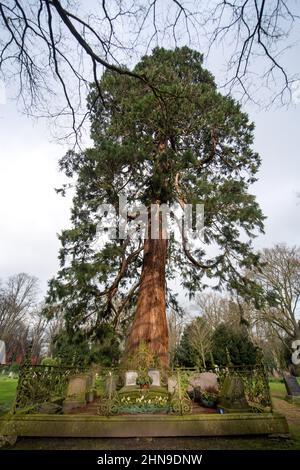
left=189, top=372, right=218, bottom=393
left=62, top=373, right=89, bottom=412
left=218, top=375, right=250, bottom=412
left=8, top=372, right=17, bottom=379
left=66, top=375, right=87, bottom=397
left=0, top=340, right=6, bottom=364
left=125, top=371, right=138, bottom=386
left=148, top=369, right=160, bottom=386
left=283, top=372, right=300, bottom=396
left=105, top=373, right=117, bottom=396
left=168, top=376, right=178, bottom=394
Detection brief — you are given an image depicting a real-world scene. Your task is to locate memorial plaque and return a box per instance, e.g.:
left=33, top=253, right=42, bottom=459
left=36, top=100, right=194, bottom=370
left=125, top=371, right=138, bottom=386
left=148, top=369, right=160, bottom=386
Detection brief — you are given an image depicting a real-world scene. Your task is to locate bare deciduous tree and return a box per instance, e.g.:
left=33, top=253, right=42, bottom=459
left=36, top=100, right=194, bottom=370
left=254, top=244, right=300, bottom=346
left=187, top=317, right=212, bottom=368
left=0, top=0, right=201, bottom=143
left=205, top=0, right=300, bottom=104
left=0, top=1, right=299, bottom=143
left=0, top=272, right=38, bottom=340
left=196, top=291, right=254, bottom=331
left=0, top=273, right=49, bottom=361
left=168, top=309, right=184, bottom=367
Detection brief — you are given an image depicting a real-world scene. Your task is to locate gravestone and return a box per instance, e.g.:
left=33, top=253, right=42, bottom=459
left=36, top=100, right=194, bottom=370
left=189, top=372, right=218, bottom=393
left=283, top=372, right=300, bottom=395
left=8, top=371, right=17, bottom=379
left=218, top=375, right=251, bottom=413
left=168, top=376, right=178, bottom=394
left=0, top=340, right=5, bottom=365
left=125, top=371, right=138, bottom=386
left=148, top=369, right=160, bottom=386
left=283, top=372, right=300, bottom=404
left=105, top=373, right=117, bottom=396
left=63, top=373, right=90, bottom=412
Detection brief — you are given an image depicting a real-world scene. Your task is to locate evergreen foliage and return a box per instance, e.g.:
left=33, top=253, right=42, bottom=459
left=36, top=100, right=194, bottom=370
left=45, top=47, right=264, bottom=363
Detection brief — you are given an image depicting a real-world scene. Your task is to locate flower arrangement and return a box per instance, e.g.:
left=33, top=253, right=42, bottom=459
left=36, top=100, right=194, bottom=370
left=118, top=393, right=169, bottom=413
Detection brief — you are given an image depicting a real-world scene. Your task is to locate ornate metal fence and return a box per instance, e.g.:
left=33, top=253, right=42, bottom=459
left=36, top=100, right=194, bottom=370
left=220, top=365, right=272, bottom=411
left=9, top=362, right=272, bottom=415
left=169, top=365, right=272, bottom=413
left=13, top=363, right=84, bottom=413
left=94, top=364, right=272, bottom=415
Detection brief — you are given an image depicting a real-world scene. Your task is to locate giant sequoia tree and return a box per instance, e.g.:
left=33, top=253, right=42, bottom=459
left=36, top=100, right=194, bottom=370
left=46, top=47, right=264, bottom=366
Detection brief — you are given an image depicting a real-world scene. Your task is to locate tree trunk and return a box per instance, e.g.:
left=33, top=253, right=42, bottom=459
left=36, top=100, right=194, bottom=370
left=126, top=234, right=169, bottom=367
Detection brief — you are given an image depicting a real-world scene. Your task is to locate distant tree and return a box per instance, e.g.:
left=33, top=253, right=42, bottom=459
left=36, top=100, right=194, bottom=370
left=187, top=317, right=212, bottom=368
left=29, top=314, right=49, bottom=362
left=254, top=324, right=287, bottom=371
left=175, top=317, right=212, bottom=368
left=168, top=309, right=184, bottom=368
left=0, top=273, right=39, bottom=360
left=211, top=323, right=260, bottom=367
left=0, top=273, right=38, bottom=336
left=253, top=244, right=300, bottom=348
left=197, top=291, right=254, bottom=331
left=0, top=273, right=51, bottom=363
left=197, top=290, right=286, bottom=369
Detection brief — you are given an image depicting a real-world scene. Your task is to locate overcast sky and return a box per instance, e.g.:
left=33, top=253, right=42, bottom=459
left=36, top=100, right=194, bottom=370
left=0, top=2, right=299, bottom=302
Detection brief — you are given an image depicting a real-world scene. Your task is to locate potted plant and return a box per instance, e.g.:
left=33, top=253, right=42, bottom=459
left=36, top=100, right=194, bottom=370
left=136, top=372, right=153, bottom=390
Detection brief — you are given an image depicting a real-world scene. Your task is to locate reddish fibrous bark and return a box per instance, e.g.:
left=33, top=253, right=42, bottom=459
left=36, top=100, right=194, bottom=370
left=126, top=225, right=169, bottom=367
left=126, top=139, right=170, bottom=367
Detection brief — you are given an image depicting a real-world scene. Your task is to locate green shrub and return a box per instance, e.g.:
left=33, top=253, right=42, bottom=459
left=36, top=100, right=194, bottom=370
left=212, top=323, right=260, bottom=367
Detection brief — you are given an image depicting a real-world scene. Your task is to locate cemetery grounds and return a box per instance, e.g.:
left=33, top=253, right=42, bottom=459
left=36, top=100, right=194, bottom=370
left=0, top=375, right=300, bottom=450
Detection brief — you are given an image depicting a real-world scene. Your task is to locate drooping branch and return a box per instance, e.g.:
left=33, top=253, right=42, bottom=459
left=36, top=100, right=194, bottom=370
left=174, top=172, right=224, bottom=271
left=81, top=239, right=143, bottom=323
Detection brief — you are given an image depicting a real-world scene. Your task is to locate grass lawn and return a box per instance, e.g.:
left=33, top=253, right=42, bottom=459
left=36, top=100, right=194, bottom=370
left=269, top=381, right=286, bottom=397
left=0, top=376, right=18, bottom=415
left=269, top=378, right=300, bottom=397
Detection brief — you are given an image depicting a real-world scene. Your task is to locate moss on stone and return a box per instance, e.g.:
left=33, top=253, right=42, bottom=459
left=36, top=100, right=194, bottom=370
left=0, top=412, right=289, bottom=438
